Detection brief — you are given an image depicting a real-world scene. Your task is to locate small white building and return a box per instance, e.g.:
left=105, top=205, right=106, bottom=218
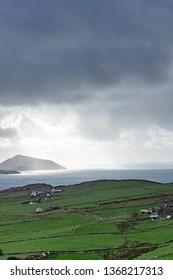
left=164, top=203, right=173, bottom=208
left=165, top=215, right=172, bottom=220
left=150, top=214, right=159, bottom=221
left=36, top=207, right=43, bottom=213
left=31, top=190, right=44, bottom=197
left=44, top=193, right=52, bottom=200
left=51, top=188, right=63, bottom=193
left=31, top=191, right=38, bottom=197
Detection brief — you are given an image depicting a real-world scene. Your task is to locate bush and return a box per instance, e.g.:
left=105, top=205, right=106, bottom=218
left=116, top=221, right=131, bottom=234
left=7, top=256, right=21, bottom=260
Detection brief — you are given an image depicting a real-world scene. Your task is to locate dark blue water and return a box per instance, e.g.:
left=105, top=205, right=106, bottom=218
left=0, top=169, right=173, bottom=190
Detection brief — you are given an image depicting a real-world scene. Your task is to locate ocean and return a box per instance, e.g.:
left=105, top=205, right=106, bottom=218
left=0, top=169, right=173, bottom=190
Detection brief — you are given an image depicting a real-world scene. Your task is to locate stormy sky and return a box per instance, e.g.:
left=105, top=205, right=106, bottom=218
left=1, top=0, right=173, bottom=168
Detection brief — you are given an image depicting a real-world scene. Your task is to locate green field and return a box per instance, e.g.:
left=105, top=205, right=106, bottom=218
left=0, top=179, right=173, bottom=260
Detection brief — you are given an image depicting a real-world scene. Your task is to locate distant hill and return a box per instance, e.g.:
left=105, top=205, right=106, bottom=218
left=0, top=155, right=66, bottom=171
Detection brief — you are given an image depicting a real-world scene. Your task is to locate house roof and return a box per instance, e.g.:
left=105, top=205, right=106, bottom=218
left=150, top=214, right=159, bottom=218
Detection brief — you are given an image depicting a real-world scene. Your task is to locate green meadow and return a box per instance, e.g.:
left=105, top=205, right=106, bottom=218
left=0, top=179, right=173, bottom=260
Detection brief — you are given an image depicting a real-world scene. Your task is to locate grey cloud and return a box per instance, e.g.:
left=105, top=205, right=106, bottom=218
left=74, top=81, right=173, bottom=141
left=0, top=127, right=17, bottom=138
left=0, top=0, right=173, bottom=105
left=1, top=0, right=173, bottom=144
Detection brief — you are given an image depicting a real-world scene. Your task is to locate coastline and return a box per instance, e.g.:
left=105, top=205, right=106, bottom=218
left=0, top=168, right=173, bottom=191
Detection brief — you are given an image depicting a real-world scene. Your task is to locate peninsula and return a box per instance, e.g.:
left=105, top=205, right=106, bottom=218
left=0, top=169, right=20, bottom=174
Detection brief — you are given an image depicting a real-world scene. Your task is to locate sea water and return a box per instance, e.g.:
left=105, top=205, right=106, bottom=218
left=0, top=169, right=173, bottom=190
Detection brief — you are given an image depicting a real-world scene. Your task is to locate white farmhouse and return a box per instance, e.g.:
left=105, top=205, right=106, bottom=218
left=36, top=207, right=43, bottom=213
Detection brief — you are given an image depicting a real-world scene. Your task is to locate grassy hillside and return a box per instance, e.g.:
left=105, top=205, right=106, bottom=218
left=0, top=179, right=173, bottom=260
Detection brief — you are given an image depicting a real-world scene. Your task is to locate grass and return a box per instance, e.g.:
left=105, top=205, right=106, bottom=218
left=0, top=179, right=173, bottom=259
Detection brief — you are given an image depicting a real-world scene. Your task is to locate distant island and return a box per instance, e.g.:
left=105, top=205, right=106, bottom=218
left=0, top=154, right=66, bottom=171
left=0, top=169, right=20, bottom=174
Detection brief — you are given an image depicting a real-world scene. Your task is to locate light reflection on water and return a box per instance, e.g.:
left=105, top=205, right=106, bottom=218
left=0, top=169, right=173, bottom=190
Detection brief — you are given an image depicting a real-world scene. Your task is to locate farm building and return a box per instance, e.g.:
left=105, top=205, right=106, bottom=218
left=150, top=214, right=159, bottom=221
left=164, top=203, right=173, bottom=208
left=45, top=192, right=52, bottom=200
left=140, top=209, right=151, bottom=214
left=31, top=190, right=44, bottom=197
left=36, top=207, right=43, bottom=213
left=165, top=215, right=172, bottom=220
left=51, top=188, right=63, bottom=193
left=31, top=191, right=37, bottom=197
left=46, top=192, right=51, bottom=198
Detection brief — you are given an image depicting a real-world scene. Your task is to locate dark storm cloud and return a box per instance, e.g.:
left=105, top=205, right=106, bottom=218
left=0, top=0, right=173, bottom=105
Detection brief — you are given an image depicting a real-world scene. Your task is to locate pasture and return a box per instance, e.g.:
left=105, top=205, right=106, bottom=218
left=0, top=179, right=173, bottom=259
